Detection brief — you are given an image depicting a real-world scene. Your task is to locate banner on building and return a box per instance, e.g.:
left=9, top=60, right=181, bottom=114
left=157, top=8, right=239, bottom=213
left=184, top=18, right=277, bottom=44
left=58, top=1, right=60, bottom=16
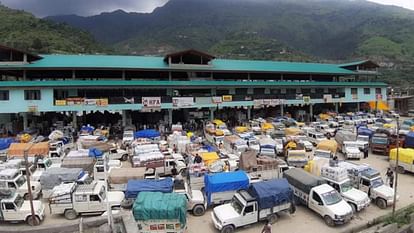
left=303, top=96, right=311, bottom=104
left=96, top=99, right=108, bottom=107
left=172, top=97, right=194, bottom=107
left=142, top=97, right=161, bottom=108
left=66, top=97, right=84, bottom=105
left=212, top=96, right=222, bottom=104
left=55, top=100, right=67, bottom=106
left=254, top=99, right=284, bottom=108
left=253, top=99, right=263, bottom=108
left=222, top=95, right=233, bottom=102
left=123, top=97, right=135, bottom=104
left=323, top=94, right=333, bottom=103
left=84, top=99, right=98, bottom=105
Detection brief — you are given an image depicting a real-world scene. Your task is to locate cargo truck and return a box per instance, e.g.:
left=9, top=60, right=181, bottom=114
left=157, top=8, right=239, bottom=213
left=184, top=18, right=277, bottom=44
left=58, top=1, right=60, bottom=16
left=283, top=168, right=353, bottom=226
left=212, top=179, right=295, bottom=233
left=338, top=161, right=396, bottom=209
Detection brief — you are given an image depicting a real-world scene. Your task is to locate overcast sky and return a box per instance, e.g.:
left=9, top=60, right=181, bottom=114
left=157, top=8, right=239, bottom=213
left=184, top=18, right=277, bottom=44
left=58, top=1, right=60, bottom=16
left=0, top=0, right=412, bottom=17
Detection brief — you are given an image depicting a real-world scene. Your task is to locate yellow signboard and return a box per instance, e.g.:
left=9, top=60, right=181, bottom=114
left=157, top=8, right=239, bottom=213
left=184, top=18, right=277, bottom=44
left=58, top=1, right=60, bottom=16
left=55, top=100, right=67, bottom=106
left=97, top=99, right=109, bottom=107
left=222, top=95, right=233, bottom=102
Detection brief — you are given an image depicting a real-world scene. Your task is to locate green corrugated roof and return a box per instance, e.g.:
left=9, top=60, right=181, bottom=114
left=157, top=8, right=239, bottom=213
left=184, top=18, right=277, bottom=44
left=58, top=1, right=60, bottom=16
left=0, top=54, right=356, bottom=75
left=0, top=80, right=387, bottom=88
left=339, top=60, right=379, bottom=68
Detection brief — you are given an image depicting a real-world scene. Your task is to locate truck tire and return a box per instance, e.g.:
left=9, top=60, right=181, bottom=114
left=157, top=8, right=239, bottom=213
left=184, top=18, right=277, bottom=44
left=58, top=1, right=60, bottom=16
left=23, top=193, right=29, bottom=200
left=376, top=198, right=387, bottom=209
left=121, top=199, right=134, bottom=209
left=192, top=204, right=205, bottom=216
left=289, top=203, right=296, bottom=214
left=26, top=215, right=40, bottom=226
left=324, top=215, right=335, bottom=227
left=268, top=214, right=278, bottom=224
left=221, top=225, right=235, bottom=233
left=121, top=154, right=128, bottom=161
left=350, top=203, right=357, bottom=213
left=396, top=166, right=405, bottom=174
left=64, top=209, right=78, bottom=220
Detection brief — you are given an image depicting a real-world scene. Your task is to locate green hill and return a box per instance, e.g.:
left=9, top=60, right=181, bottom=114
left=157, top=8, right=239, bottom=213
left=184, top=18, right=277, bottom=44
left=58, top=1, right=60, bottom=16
left=0, top=4, right=105, bottom=54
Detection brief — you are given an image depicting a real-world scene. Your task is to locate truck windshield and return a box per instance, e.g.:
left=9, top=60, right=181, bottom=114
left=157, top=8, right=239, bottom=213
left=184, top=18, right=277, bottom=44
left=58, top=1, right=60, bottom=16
left=340, top=181, right=353, bottom=193
left=372, top=137, right=388, bottom=144
left=15, top=176, right=26, bottom=187
left=249, top=140, right=259, bottom=146
left=371, top=177, right=384, bottom=188
left=14, top=195, right=24, bottom=208
left=321, top=190, right=342, bottom=205
left=357, top=136, right=369, bottom=142
left=230, top=197, right=243, bottom=215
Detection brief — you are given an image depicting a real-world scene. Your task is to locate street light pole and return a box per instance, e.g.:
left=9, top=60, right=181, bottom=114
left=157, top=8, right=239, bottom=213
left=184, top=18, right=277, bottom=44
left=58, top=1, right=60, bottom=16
left=392, top=117, right=400, bottom=217
left=103, top=154, right=114, bottom=232
left=24, top=143, right=39, bottom=226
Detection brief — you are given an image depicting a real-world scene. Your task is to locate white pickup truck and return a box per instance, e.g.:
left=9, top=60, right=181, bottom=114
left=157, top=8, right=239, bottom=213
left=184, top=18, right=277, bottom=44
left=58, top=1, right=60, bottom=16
left=342, top=142, right=363, bottom=160
left=49, top=181, right=124, bottom=219
left=0, top=169, right=41, bottom=200
left=105, top=148, right=129, bottom=161
left=0, top=191, right=45, bottom=226
left=284, top=168, right=353, bottom=226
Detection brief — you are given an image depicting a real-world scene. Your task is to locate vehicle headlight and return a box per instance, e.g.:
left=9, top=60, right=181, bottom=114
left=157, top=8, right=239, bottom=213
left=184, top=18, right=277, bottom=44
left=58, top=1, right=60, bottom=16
left=334, top=214, right=341, bottom=219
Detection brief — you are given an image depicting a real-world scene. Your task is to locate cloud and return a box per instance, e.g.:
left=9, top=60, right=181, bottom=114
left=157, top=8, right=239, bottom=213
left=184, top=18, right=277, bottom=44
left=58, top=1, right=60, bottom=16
left=367, top=0, right=414, bottom=10
left=0, top=0, right=170, bottom=17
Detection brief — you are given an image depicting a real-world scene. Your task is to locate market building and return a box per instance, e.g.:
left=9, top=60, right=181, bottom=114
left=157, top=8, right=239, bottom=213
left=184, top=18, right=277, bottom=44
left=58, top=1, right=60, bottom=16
left=0, top=45, right=386, bottom=133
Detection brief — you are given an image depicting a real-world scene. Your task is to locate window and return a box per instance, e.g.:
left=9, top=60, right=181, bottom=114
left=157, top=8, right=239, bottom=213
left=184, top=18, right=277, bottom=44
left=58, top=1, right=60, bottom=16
left=244, top=205, right=254, bottom=214
left=24, top=90, right=41, bottom=100
left=312, top=192, right=322, bottom=203
left=8, top=182, right=16, bottom=189
left=0, top=91, right=9, bottom=101
left=362, top=179, right=370, bottom=187
left=4, top=203, right=15, bottom=210
left=376, top=88, right=382, bottom=95
left=351, top=88, right=358, bottom=95
left=90, top=195, right=100, bottom=202
left=364, top=88, right=371, bottom=95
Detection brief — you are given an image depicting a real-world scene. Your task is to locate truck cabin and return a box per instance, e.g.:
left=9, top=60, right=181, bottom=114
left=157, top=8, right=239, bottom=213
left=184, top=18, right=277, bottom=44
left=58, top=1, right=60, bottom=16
left=36, top=158, right=52, bottom=170
left=344, top=141, right=360, bottom=149
left=75, top=182, right=106, bottom=204
left=312, top=185, right=343, bottom=206
left=232, top=190, right=257, bottom=216
left=314, top=149, right=332, bottom=159
left=371, top=134, right=388, bottom=145
left=0, top=193, right=24, bottom=211
left=0, top=169, right=26, bottom=190
left=324, top=179, right=353, bottom=194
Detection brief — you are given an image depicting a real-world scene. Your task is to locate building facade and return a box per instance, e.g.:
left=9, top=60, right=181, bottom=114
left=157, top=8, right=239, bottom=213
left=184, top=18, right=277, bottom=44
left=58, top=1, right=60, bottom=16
left=0, top=46, right=386, bottom=131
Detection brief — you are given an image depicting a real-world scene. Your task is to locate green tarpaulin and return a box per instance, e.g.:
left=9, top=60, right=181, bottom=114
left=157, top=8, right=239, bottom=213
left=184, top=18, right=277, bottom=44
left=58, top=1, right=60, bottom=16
left=132, top=192, right=187, bottom=227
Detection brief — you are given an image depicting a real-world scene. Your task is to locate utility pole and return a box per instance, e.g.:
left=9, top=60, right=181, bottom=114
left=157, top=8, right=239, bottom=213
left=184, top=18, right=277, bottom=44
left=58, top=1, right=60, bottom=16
left=392, top=117, right=400, bottom=217
left=24, top=144, right=39, bottom=226
left=104, top=153, right=114, bottom=232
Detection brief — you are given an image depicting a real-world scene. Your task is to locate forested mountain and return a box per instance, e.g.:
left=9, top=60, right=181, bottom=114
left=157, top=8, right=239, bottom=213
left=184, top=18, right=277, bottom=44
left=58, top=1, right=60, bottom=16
left=0, top=5, right=105, bottom=54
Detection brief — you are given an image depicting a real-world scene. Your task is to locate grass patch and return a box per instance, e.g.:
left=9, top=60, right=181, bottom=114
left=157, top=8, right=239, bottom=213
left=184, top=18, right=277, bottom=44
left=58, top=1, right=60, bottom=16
left=382, top=205, right=414, bottom=227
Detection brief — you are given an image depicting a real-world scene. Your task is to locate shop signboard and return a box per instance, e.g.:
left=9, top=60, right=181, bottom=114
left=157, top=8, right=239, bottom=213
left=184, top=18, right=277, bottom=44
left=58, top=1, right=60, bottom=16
left=55, top=100, right=67, bottom=106
left=222, top=95, right=232, bottom=102
left=323, top=94, right=333, bottom=103
left=303, top=96, right=311, bottom=104
left=142, top=97, right=161, bottom=108
left=97, top=99, right=108, bottom=107
left=66, top=97, right=84, bottom=105
left=172, top=97, right=194, bottom=107
left=212, top=96, right=222, bottom=104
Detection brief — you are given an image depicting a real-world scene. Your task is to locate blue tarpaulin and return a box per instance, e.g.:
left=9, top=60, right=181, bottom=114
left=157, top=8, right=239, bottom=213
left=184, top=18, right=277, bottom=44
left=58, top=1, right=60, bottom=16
left=134, top=129, right=160, bottom=139
left=202, top=145, right=216, bottom=152
left=125, top=178, right=173, bottom=199
left=204, top=171, right=249, bottom=205
left=248, top=179, right=293, bottom=209
left=88, top=148, right=103, bottom=158
left=358, top=127, right=374, bottom=138
left=0, top=138, right=14, bottom=150
left=405, top=132, right=414, bottom=148
left=80, top=125, right=94, bottom=133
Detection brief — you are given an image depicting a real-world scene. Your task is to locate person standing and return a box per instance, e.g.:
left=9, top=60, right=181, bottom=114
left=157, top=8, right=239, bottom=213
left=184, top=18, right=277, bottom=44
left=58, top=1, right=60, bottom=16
left=386, top=168, right=394, bottom=188
left=261, top=220, right=272, bottom=233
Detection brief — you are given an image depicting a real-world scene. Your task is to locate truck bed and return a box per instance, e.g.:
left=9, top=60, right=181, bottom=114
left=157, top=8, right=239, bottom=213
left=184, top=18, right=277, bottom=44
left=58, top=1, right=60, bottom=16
left=258, top=202, right=292, bottom=220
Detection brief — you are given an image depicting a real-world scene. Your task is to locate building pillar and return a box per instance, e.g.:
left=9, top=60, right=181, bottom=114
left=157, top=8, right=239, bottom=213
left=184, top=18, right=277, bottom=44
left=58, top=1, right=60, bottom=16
left=309, top=104, right=313, bottom=122
left=247, top=107, right=251, bottom=120
left=280, top=104, right=284, bottom=117
left=72, top=111, right=78, bottom=131
left=210, top=108, right=215, bottom=121
left=122, top=110, right=127, bottom=127
left=357, top=102, right=360, bottom=112
left=22, top=112, right=28, bottom=130
left=335, top=102, right=339, bottom=113
left=168, top=109, right=173, bottom=126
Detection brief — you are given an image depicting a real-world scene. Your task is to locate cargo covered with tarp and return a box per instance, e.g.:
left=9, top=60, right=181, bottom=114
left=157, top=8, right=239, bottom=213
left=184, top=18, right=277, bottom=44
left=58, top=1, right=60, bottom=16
left=284, top=128, right=302, bottom=136
left=134, top=129, right=160, bottom=139
left=0, top=138, right=14, bottom=150
left=108, top=167, right=147, bottom=184
left=80, top=141, right=112, bottom=152
left=358, top=127, right=374, bottom=138
left=61, top=157, right=95, bottom=175
left=204, top=171, right=249, bottom=205
left=239, top=150, right=258, bottom=171
left=201, top=152, right=219, bottom=166
left=133, top=192, right=187, bottom=227
left=390, top=148, right=414, bottom=164
left=304, top=157, right=330, bottom=177
left=248, top=179, right=293, bottom=209
left=405, top=132, right=414, bottom=148
left=40, top=167, right=84, bottom=190
left=125, top=178, right=173, bottom=199
left=316, top=140, right=338, bottom=154
left=8, top=142, right=49, bottom=158
left=283, top=168, right=326, bottom=194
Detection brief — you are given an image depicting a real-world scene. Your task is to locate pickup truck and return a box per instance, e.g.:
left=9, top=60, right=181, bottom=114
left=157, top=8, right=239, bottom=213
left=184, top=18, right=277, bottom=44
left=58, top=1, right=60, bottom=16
left=105, top=148, right=129, bottom=161
left=342, top=142, right=363, bottom=160
left=93, top=159, right=122, bottom=181
left=370, top=133, right=389, bottom=155
left=338, top=162, right=396, bottom=209
left=146, top=157, right=186, bottom=177
left=122, top=130, right=134, bottom=146
left=49, top=181, right=124, bottom=219
left=212, top=179, right=295, bottom=233
left=314, top=149, right=333, bottom=159
left=0, top=168, right=41, bottom=200
left=0, top=191, right=45, bottom=226
left=283, top=168, right=353, bottom=226
left=286, top=149, right=308, bottom=168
